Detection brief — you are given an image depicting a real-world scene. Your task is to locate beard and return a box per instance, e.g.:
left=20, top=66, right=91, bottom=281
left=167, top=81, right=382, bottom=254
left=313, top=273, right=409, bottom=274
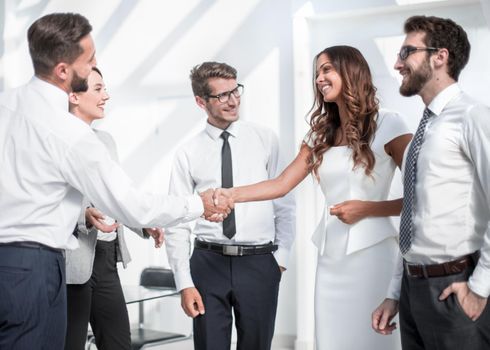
left=399, top=58, right=433, bottom=97
left=71, top=71, right=89, bottom=93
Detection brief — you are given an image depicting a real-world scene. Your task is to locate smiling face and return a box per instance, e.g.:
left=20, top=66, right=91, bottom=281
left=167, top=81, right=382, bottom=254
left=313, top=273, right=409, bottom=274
left=69, top=69, right=109, bottom=124
left=395, top=32, right=434, bottom=97
left=315, top=53, right=343, bottom=104
left=197, top=77, right=240, bottom=130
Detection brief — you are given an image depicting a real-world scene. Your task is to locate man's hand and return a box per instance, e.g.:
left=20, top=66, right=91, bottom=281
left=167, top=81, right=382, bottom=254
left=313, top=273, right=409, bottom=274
left=144, top=227, right=165, bottom=248
left=85, top=207, right=119, bottom=233
left=439, top=281, right=487, bottom=321
left=181, top=287, right=205, bottom=318
left=200, top=189, right=233, bottom=222
left=372, top=298, right=399, bottom=335
left=330, top=200, right=369, bottom=225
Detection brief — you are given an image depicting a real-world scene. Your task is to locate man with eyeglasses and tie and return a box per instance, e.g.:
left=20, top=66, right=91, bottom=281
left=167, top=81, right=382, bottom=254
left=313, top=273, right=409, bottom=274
left=372, top=15, right=490, bottom=349
left=165, top=61, right=295, bottom=350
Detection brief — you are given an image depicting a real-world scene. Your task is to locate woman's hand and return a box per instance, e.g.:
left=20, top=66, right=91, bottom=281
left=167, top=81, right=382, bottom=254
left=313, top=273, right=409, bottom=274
left=329, top=200, right=370, bottom=225
left=85, top=207, right=119, bottom=232
left=212, top=188, right=234, bottom=206
left=144, top=227, right=165, bottom=248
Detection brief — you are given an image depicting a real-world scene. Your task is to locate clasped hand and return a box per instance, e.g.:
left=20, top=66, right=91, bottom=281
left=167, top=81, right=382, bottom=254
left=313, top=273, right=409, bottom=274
left=200, top=188, right=234, bottom=222
left=329, top=200, right=368, bottom=225
left=85, top=207, right=164, bottom=248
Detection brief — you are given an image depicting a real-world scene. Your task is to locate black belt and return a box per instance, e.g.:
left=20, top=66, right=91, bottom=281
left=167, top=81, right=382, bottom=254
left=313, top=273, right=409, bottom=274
left=194, top=239, right=277, bottom=256
left=404, top=251, right=480, bottom=278
left=0, top=241, right=63, bottom=254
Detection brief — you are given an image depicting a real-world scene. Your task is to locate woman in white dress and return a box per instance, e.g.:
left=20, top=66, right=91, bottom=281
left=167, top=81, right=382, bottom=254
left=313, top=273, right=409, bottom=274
left=215, top=45, right=412, bottom=349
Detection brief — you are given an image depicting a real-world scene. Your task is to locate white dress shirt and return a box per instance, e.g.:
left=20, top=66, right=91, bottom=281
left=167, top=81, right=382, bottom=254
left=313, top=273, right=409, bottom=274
left=165, top=121, right=296, bottom=291
left=0, top=77, right=203, bottom=250
left=391, top=84, right=490, bottom=298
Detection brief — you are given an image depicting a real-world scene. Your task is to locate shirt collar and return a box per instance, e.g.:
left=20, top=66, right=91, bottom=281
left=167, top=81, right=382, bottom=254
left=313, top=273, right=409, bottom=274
left=30, top=76, right=69, bottom=111
left=427, top=83, right=461, bottom=116
left=205, top=120, right=240, bottom=141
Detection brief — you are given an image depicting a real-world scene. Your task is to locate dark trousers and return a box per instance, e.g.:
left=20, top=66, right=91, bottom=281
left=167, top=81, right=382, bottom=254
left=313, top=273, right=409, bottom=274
left=65, top=240, right=130, bottom=350
left=0, top=244, right=66, bottom=350
left=190, top=248, right=281, bottom=350
left=400, top=265, right=490, bottom=350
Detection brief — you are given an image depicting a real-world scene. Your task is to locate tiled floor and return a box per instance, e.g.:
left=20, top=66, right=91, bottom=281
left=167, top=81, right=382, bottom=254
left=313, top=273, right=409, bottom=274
left=87, top=334, right=294, bottom=349
left=147, top=339, right=293, bottom=349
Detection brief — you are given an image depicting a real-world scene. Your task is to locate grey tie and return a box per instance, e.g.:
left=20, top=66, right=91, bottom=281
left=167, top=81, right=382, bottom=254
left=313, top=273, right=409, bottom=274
left=399, top=108, right=434, bottom=254
left=221, top=131, right=236, bottom=239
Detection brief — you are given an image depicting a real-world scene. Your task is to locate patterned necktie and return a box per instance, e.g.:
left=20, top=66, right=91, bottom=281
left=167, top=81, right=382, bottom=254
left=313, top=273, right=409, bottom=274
left=399, top=108, right=434, bottom=254
left=221, top=131, right=236, bottom=239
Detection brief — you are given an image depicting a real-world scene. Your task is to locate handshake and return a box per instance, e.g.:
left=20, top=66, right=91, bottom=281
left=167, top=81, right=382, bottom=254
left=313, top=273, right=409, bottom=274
left=199, top=188, right=234, bottom=222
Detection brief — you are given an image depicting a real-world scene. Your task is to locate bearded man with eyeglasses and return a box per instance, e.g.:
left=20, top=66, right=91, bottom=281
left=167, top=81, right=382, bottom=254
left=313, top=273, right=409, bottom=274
left=372, top=15, right=490, bottom=350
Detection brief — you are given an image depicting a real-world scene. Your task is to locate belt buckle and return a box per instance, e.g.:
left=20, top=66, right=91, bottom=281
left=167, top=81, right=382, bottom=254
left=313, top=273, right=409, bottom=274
left=405, top=261, right=428, bottom=278
left=223, top=245, right=243, bottom=256
left=404, top=261, right=412, bottom=275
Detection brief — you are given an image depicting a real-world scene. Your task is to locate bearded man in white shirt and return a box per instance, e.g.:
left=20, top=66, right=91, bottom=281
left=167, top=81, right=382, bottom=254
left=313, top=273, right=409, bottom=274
left=0, top=13, right=231, bottom=350
left=372, top=15, right=490, bottom=350
left=165, top=62, right=295, bottom=350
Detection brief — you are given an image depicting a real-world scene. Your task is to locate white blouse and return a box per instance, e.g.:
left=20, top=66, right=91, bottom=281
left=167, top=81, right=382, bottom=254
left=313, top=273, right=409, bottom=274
left=305, top=109, right=410, bottom=256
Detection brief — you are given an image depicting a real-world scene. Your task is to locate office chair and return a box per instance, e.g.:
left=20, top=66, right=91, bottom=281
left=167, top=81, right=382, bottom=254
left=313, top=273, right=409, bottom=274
left=131, top=267, right=191, bottom=350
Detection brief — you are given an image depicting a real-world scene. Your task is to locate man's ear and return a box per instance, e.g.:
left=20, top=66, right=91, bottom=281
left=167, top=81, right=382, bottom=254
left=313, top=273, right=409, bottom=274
left=195, top=95, right=207, bottom=109
left=433, top=48, right=449, bottom=69
left=53, top=62, right=70, bottom=82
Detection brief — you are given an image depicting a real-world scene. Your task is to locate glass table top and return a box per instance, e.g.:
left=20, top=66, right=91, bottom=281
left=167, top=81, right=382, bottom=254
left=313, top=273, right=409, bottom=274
left=122, top=285, right=179, bottom=304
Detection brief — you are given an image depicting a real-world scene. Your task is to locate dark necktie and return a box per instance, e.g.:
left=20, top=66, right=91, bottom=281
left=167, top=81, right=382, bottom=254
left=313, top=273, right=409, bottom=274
left=399, top=108, right=434, bottom=254
left=221, top=131, right=236, bottom=239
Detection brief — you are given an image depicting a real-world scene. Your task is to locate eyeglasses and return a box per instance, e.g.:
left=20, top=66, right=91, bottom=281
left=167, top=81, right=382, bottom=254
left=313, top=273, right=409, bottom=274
left=398, top=45, right=439, bottom=61
left=206, top=84, right=244, bottom=103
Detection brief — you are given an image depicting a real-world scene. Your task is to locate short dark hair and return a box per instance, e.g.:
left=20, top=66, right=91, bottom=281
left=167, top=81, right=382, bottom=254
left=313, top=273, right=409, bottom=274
left=92, top=66, right=102, bottom=78
left=404, top=15, right=470, bottom=81
left=27, top=13, right=92, bottom=76
left=189, top=62, right=237, bottom=98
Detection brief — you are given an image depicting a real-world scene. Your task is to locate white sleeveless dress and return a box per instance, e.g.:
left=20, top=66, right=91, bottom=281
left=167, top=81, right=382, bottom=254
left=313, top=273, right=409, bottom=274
left=307, top=110, right=410, bottom=350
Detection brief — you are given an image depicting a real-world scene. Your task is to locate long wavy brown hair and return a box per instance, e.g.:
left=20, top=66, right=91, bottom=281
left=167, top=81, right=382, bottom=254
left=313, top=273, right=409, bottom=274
left=306, top=45, right=379, bottom=178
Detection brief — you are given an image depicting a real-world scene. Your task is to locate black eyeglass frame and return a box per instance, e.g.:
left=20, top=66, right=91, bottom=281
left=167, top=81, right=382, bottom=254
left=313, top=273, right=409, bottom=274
left=398, top=45, right=439, bottom=61
left=205, top=84, right=244, bottom=103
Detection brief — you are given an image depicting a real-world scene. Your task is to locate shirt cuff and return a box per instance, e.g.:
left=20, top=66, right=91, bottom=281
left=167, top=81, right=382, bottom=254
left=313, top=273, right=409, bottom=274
left=468, top=264, right=490, bottom=298
left=185, top=195, right=204, bottom=221
left=174, top=269, right=195, bottom=292
left=386, top=275, right=402, bottom=300
left=273, top=246, right=290, bottom=270
left=77, top=207, right=90, bottom=235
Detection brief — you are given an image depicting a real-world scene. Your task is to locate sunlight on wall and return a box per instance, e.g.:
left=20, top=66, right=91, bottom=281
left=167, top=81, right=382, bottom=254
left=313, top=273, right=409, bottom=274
left=140, top=0, right=262, bottom=88
left=374, top=35, right=406, bottom=82
left=241, top=47, right=280, bottom=133
left=98, top=1, right=201, bottom=87
left=99, top=100, right=180, bottom=162
left=42, top=0, right=121, bottom=38
left=396, top=0, right=447, bottom=4
left=130, top=100, right=205, bottom=193
left=3, top=8, right=33, bottom=87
